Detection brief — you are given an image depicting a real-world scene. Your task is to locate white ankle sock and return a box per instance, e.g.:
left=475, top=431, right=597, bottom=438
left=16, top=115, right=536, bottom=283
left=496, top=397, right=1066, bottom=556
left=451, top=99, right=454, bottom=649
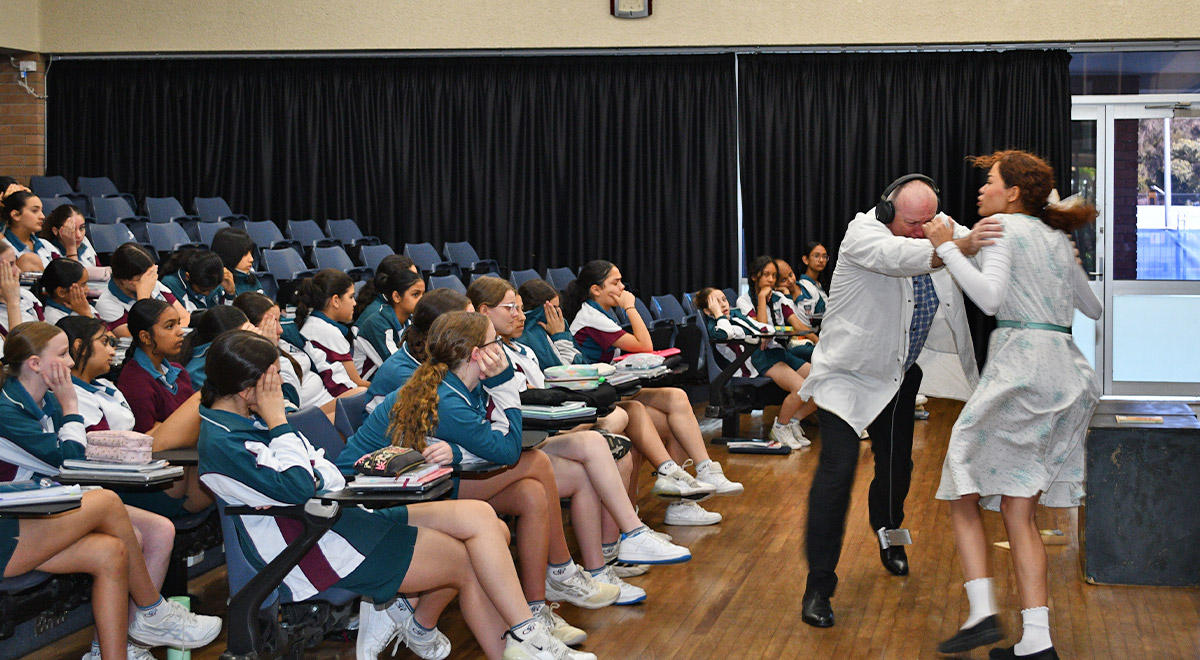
left=696, top=458, right=712, bottom=471
left=136, top=596, right=168, bottom=623
left=1014, top=606, right=1052, bottom=655
left=657, top=459, right=678, bottom=474
left=547, top=560, right=576, bottom=580
left=962, top=578, right=997, bottom=628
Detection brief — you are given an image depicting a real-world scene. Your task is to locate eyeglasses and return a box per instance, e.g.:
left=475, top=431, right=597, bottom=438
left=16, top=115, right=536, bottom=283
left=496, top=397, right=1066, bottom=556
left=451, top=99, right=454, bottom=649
left=477, top=337, right=504, bottom=349
left=496, top=303, right=522, bottom=315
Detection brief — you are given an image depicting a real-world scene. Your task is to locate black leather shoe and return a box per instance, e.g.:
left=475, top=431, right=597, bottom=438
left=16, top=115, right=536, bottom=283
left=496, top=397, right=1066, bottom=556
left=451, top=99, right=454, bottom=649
left=801, top=590, right=835, bottom=628
left=880, top=546, right=909, bottom=576
left=988, top=645, right=1060, bottom=660
left=937, top=615, right=1004, bottom=653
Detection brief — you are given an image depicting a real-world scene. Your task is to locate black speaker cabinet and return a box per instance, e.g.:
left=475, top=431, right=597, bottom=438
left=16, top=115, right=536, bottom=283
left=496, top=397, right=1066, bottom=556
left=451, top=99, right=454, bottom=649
left=1083, top=409, right=1200, bottom=587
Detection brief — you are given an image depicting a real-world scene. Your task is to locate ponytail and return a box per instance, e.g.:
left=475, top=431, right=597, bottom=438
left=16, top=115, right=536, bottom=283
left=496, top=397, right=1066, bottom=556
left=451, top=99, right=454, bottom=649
left=294, top=269, right=353, bottom=328
left=968, top=150, right=1097, bottom=233
left=560, top=260, right=613, bottom=323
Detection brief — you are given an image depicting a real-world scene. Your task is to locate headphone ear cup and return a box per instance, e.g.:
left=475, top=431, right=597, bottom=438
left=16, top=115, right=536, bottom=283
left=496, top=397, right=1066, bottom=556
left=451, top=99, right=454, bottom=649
left=875, top=199, right=894, bottom=225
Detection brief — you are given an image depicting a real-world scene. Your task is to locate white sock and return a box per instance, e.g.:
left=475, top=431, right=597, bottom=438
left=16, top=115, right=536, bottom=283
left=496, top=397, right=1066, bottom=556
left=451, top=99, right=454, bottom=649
left=1014, top=606, right=1052, bottom=655
left=386, top=596, right=413, bottom=623
left=547, top=560, right=577, bottom=580
left=657, top=459, right=679, bottom=474
left=772, top=419, right=788, bottom=429
left=962, top=578, right=997, bottom=628
left=696, top=458, right=712, bottom=471
left=408, top=616, right=436, bottom=640
left=136, top=596, right=168, bottom=623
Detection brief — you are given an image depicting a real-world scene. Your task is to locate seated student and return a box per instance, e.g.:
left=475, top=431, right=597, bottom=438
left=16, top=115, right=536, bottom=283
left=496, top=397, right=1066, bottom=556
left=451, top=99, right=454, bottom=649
left=339, top=312, right=622, bottom=646
left=116, top=299, right=211, bottom=517
left=0, top=238, right=44, bottom=337
left=694, top=287, right=817, bottom=449
left=353, top=256, right=425, bottom=378
left=96, top=243, right=191, bottom=337
left=736, top=255, right=818, bottom=362
left=792, top=242, right=830, bottom=332
left=197, top=330, right=594, bottom=660
left=0, top=321, right=222, bottom=660
left=181, top=306, right=253, bottom=389
left=210, top=227, right=262, bottom=296
left=160, top=249, right=235, bottom=312
left=469, top=277, right=691, bottom=604
left=518, top=278, right=723, bottom=527
left=40, top=202, right=105, bottom=274
left=2, top=190, right=53, bottom=272
left=296, top=269, right=371, bottom=397
left=35, top=258, right=95, bottom=325
left=563, top=260, right=744, bottom=497
left=364, top=288, right=473, bottom=412
left=233, top=292, right=342, bottom=416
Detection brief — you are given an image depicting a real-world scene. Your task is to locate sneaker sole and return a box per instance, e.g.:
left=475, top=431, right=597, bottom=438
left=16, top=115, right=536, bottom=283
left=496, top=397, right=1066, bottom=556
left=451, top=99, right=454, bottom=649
left=652, top=490, right=714, bottom=501
left=128, top=630, right=221, bottom=651
left=614, top=593, right=647, bottom=605
left=664, top=515, right=722, bottom=526
left=615, top=551, right=692, bottom=565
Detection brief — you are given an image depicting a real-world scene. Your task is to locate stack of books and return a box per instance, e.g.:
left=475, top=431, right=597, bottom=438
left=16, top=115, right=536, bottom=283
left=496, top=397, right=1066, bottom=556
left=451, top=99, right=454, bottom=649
left=349, top=465, right=453, bottom=492
left=0, top=480, right=84, bottom=507
left=521, top=401, right=598, bottom=421
left=59, top=459, right=184, bottom=484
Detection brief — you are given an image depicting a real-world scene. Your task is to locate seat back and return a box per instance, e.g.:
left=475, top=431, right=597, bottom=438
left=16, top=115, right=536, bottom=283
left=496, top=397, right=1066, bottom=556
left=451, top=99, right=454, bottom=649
left=312, top=246, right=355, bottom=272
left=545, top=267, right=576, bottom=292
left=146, top=223, right=195, bottom=254
left=91, top=196, right=140, bottom=224
left=245, top=220, right=288, bottom=247
left=89, top=224, right=137, bottom=255
left=40, top=196, right=72, bottom=217
left=145, top=196, right=189, bottom=224
left=193, top=196, right=241, bottom=223
left=404, top=242, right=458, bottom=277
left=652, top=294, right=694, bottom=324
left=429, top=274, right=467, bottom=295
left=263, top=248, right=312, bottom=281
left=287, top=220, right=330, bottom=245
left=359, top=244, right=395, bottom=271
left=30, top=175, right=74, bottom=197
left=509, top=269, right=540, bottom=288
left=76, top=176, right=120, bottom=197
left=443, top=241, right=480, bottom=269
left=333, top=390, right=371, bottom=441
left=325, top=219, right=365, bottom=243
left=723, top=288, right=737, bottom=309
left=287, top=407, right=345, bottom=462
left=197, top=220, right=231, bottom=245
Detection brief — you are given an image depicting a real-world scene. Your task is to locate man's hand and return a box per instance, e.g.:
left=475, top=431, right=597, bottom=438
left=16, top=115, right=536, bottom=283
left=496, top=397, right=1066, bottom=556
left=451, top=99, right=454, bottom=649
left=957, top=216, right=1004, bottom=257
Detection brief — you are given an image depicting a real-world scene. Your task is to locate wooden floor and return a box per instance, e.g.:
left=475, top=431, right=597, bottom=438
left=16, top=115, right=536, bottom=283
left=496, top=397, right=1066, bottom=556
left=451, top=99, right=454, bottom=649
left=36, top=398, right=1200, bottom=659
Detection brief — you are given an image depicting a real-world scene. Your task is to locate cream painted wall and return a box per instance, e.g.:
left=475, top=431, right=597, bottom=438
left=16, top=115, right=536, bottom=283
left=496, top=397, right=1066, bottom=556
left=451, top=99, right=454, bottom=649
left=27, top=0, right=1200, bottom=54
left=0, top=0, right=40, bottom=53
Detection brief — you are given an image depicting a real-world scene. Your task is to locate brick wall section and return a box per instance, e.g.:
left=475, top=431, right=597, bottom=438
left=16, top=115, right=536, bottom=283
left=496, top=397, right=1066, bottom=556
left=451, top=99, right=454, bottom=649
left=1112, top=118, right=1139, bottom=281
left=0, top=54, right=47, bottom=185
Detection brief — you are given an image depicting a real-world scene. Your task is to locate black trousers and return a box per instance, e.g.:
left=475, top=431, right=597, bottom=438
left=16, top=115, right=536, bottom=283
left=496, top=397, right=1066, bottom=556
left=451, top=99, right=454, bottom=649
left=804, top=363, right=922, bottom=597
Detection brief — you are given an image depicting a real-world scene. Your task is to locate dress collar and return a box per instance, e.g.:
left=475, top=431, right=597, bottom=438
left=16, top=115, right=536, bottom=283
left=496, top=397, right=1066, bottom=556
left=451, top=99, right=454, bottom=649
left=132, top=347, right=182, bottom=390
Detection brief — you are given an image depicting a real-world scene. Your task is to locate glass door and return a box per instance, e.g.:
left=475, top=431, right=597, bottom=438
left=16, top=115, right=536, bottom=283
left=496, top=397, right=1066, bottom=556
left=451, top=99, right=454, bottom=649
left=1075, top=95, right=1200, bottom=396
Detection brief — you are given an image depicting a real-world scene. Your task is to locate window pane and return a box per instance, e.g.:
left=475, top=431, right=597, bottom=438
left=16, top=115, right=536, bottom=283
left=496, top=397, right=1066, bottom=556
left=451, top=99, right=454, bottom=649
left=1071, top=119, right=1098, bottom=277
left=1070, top=51, right=1200, bottom=95
left=1112, top=294, right=1200, bottom=382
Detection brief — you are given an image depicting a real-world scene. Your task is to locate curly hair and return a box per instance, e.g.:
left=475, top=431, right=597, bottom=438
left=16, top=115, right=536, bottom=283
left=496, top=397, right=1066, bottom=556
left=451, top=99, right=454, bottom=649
left=968, top=150, right=1097, bottom=233
left=387, top=311, right=489, bottom=450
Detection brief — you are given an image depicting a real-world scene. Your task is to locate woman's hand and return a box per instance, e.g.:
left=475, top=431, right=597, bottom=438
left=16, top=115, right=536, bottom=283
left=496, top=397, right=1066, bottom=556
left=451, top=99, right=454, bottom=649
left=421, top=441, right=453, bottom=466
left=221, top=268, right=236, bottom=295
left=252, top=364, right=289, bottom=428
left=43, top=359, right=78, bottom=414
left=477, top=341, right=509, bottom=379
left=539, top=301, right=566, bottom=335
left=0, top=262, right=20, bottom=306
left=256, top=314, right=279, bottom=339
left=66, top=283, right=94, bottom=316
left=134, top=265, right=159, bottom=300
left=923, top=216, right=955, bottom=247
left=707, top=299, right=725, bottom=318
left=617, top=290, right=636, bottom=311
left=56, top=217, right=81, bottom=256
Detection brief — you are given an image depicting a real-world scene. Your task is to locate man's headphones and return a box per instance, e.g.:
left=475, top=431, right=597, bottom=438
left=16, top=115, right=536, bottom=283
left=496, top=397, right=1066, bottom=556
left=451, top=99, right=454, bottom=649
left=875, top=173, right=940, bottom=225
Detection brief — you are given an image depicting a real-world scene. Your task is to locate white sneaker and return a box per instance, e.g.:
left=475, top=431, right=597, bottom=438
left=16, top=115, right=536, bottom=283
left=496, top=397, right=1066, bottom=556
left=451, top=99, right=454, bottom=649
left=695, top=460, right=743, bottom=495
left=590, top=565, right=646, bottom=605
left=664, top=500, right=723, bottom=526
left=787, top=419, right=812, bottom=447
left=915, top=394, right=929, bottom=407
left=389, top=597, right=452, bottom=660
left=651, top=463, right=716, bottom=500
left=533, top=601, right=586, bottom=646
left=81, top=643, right=156, bottom=660
left=611, top=562, right=650, bottom=578
left=357, top=600, right=402, bottom=660
left=617, top=527, right=692, bottom=564
left=502, top=619, right=597, bottom=660
left=770, top=420, right=802, bottom=448
left=545, top=565, right=620, bottom=609
left=127, top=598, right=222, bottom=650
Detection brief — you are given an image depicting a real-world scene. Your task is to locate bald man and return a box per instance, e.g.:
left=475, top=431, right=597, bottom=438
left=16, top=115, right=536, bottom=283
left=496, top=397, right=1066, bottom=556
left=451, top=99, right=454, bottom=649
left=799, top=175, right=1000, bottom=628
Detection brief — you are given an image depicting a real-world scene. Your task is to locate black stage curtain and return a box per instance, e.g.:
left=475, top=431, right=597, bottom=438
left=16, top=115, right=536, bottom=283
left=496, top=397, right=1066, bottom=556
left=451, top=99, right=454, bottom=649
left=738, top=50, right=1072, bottom=364
left=47, top=55, right=738, bottom=296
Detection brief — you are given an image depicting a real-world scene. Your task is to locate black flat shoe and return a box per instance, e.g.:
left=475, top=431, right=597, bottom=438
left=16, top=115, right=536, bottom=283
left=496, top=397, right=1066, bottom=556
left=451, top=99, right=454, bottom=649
left=989, top=645, right=1060, bottom=660
left=801, top=590, right=835, bottom=628
left=937, top=615, right=1004, bottom=654
left=880, top=546, right=909, bottom=576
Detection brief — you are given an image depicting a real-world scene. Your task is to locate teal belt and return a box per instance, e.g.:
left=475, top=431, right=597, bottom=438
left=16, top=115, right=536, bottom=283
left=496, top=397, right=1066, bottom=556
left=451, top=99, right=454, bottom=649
left=996, top=320, right=1071, bottom=334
